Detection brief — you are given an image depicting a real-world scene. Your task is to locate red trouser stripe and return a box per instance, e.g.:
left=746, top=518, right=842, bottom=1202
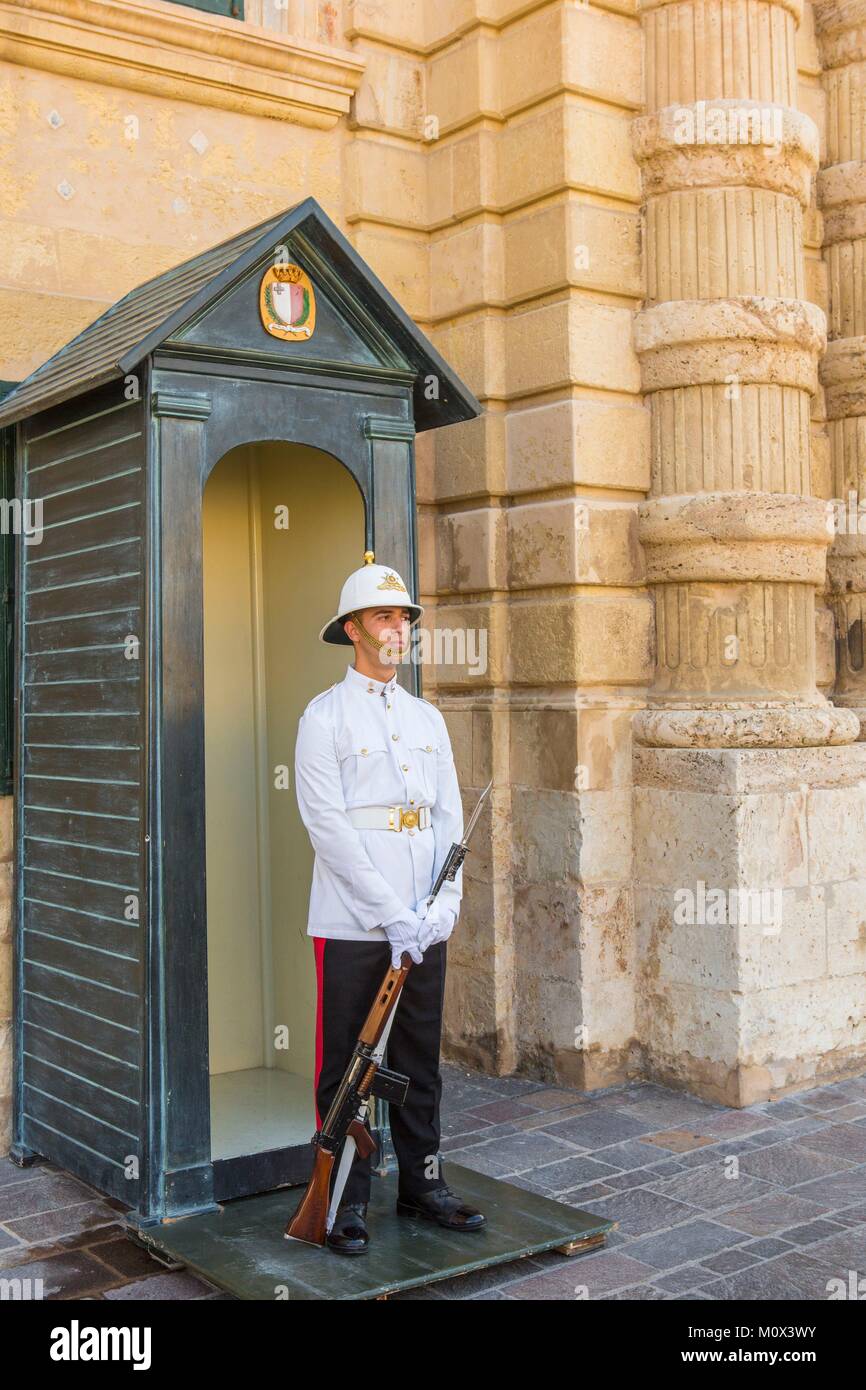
left=313, top=936, right=327, bottom=1129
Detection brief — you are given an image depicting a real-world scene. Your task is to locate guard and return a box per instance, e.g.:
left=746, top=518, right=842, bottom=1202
left=294, top=551, right=486, bottom=1254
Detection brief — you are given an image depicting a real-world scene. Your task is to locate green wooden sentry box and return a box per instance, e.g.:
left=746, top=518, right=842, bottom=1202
left=0, top=398, right=17, bottom=798
left=0, top=198, right=481, bottom=1225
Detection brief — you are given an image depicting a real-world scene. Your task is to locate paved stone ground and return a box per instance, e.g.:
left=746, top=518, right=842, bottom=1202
left=1, top=1063, right=865, bottom=1300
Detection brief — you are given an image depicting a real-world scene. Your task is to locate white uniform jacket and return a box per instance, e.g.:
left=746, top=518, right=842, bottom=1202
left=295, top=662, right=464, bottom=941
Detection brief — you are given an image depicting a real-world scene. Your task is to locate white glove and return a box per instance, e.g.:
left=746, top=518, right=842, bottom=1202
left=382, top=910, right=425, bottom=969
left=416, top=897, right=455, bottom=951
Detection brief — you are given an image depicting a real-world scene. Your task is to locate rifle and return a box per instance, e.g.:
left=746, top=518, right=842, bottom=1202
left=285, top=778, right=493, bottom=1248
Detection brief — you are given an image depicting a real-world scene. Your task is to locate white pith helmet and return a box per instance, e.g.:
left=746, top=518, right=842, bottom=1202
left=318, top=551, right=424, bottom=646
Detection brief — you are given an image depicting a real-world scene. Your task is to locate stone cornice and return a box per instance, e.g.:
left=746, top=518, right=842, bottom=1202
left=0, top=0, right=366, bottom=127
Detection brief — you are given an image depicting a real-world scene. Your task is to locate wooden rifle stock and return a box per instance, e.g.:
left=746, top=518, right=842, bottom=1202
left=284, top=1147, right=334, bottom=1246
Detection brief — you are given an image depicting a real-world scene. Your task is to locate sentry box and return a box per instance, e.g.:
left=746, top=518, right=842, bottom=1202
left=0, top=198, right=480, bottom=1225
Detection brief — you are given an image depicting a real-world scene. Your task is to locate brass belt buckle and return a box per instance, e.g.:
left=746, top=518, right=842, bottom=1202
left=400, top=807, right=419, bottom=830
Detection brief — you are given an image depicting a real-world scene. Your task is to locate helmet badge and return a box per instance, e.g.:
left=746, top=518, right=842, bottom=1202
left=378, top=572, right=407, bottom=593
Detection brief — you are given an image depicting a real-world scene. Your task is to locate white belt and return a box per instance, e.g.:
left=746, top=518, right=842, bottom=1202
left=347, top=804, right=432, bottom=832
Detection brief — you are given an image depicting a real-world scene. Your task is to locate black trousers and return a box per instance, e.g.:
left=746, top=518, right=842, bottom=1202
left=313, top=936, right=448, bottom=1206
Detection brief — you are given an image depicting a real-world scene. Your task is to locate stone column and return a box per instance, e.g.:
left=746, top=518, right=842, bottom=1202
left=631, top=0, right=866, bottom=1104
left=816, top=0, right=866, bottom=739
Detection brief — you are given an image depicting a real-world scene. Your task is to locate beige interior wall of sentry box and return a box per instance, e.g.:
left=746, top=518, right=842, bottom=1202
left=203, top=450, right=260, bottom=1077
left=257, top=443, right=364, bottom=1078
left=202, top=441, right=363, bottom=1113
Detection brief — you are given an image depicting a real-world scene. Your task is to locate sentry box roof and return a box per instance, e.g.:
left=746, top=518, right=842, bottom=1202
left=0, top=196, right=481, bottom=433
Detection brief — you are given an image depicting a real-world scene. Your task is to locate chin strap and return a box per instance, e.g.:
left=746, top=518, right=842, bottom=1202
left=349, top=610, right=404, bottom=660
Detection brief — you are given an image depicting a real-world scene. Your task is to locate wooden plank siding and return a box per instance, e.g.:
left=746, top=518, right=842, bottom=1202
left=16, top=384, right=147, bottom=1205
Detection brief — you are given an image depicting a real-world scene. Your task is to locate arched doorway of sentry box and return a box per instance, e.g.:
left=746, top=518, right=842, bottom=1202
left=202, top=439, right=364, bottom=1202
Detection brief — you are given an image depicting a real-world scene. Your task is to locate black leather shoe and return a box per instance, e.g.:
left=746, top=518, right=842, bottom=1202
left=396, top=1185, right=486, bottom=1231
left=326, top=1202, right=369, bottom=1255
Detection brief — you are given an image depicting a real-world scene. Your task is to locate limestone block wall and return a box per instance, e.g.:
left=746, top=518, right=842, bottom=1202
left=382, top=0, right=652, bottom=1086
left=634, top=742, right=866, bottom=1103
left=0, top=0, right=362, bottom=382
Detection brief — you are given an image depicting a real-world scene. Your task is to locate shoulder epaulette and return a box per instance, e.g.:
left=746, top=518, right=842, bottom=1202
left=304, top=684, right=336, bottom=714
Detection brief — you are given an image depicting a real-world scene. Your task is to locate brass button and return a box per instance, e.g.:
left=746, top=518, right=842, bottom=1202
left=402, top=763, right=409, bottom=771
left=386, top=702, right=391, bottom=709
left=367, top=684, right=374, bottom=693
left=361, top=748, right=368, bottom=756
left=391, top=733, right=399, bottom=741
left=409, top=799, right=415, bottom=805
left=426, top=744, right=432, bottom=752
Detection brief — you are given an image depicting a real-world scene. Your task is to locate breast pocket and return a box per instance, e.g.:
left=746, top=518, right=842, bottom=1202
left=336, top=733, right=391, bottom=805
left=407, top=737, right=439, bottom=804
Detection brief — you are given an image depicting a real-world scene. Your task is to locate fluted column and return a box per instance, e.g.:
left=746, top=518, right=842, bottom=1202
left=630, top=0, right=866, bottom=1107
left=817, top=0, right=866, bottom=739
left=633, top=0, right=858, bottom=751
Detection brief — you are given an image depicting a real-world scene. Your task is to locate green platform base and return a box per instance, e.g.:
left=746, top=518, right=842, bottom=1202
left=132, top=1163, right=615, bottom=1300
